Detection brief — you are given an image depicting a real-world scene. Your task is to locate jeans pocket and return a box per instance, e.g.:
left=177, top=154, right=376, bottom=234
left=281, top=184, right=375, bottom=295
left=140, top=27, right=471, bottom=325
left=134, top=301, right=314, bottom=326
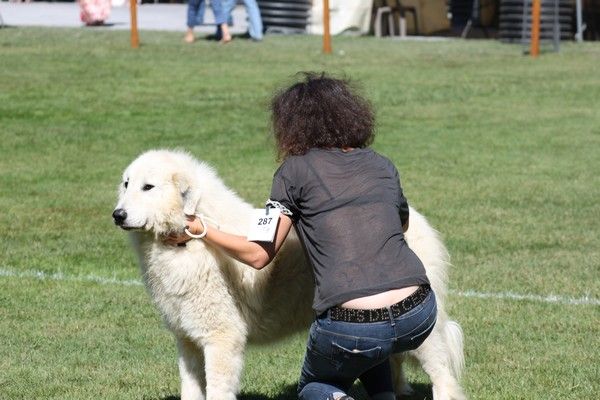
left=331, top=341, right=382, bottom=361
left=330, top=340, right=384, bottom=375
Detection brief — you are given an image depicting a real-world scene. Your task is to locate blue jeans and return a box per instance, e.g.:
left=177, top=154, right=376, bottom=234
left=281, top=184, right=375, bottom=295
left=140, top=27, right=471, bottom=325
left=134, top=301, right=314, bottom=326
left=298, top=289, right=437, bottom=400
left=222, top=0, right=264, bottom=40
left=187, top=0, right=229, bottom=28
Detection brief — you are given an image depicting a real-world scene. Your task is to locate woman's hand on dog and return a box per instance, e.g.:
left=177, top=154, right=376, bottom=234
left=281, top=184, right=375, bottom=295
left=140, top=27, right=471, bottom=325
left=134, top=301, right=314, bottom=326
left=163, top=215, right=204, bottom=246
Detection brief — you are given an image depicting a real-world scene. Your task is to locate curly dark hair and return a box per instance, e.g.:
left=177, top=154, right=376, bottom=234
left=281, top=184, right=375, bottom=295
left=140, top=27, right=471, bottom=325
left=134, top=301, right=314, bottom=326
left=270, top=72, right=375, bottom=160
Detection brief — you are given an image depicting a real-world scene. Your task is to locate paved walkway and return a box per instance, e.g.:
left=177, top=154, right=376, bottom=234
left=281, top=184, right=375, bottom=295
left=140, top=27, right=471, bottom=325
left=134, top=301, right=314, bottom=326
left=0, top=2, right=249, bottom=34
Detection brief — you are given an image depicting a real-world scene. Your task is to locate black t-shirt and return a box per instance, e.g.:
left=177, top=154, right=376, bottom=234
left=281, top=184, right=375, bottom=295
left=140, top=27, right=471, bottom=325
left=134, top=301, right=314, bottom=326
left=269, top=148, right=430, bottom=314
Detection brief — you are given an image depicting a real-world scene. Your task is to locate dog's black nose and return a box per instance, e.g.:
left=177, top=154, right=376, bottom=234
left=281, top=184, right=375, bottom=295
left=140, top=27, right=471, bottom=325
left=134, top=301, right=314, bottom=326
left=112, top=209, right=127, bottom=225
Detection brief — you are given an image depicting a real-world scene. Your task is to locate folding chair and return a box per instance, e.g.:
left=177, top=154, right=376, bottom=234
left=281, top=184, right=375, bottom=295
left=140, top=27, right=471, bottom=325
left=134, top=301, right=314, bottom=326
left=374, top=0, right=418, bottom=37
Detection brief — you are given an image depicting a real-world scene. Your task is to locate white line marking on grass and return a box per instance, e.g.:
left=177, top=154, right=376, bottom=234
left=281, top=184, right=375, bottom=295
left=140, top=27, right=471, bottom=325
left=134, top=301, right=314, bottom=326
left=2, top=267, right=599, bottom=306
left=449, top=289, right=600, bottom=306
left=0, top=267, right=143, bottom=287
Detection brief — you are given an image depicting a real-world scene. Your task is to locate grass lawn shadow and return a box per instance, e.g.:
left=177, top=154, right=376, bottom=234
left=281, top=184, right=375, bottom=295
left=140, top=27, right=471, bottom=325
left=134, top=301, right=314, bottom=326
left=399, top=383, right=434, bottom=399
left=157, top=384, right=298, bottom=400
left=158, top=384, right=298, bottom=400
left=159, top=382, right=432, bottom=400
left=240, top=384, right=297, bottom=399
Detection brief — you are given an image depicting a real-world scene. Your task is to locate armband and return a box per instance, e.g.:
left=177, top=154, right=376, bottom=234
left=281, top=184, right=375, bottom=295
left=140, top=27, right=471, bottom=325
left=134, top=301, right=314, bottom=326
left=265, top=200, right=293, bottom=216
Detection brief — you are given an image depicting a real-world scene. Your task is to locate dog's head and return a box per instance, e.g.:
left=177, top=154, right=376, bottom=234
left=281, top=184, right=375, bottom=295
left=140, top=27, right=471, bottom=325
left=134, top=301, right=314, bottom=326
left=112, top=150, right=201, bottom=236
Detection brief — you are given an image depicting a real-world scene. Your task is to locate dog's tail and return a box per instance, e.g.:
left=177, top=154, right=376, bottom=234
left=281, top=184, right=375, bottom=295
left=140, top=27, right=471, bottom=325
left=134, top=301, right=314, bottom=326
left=444, top=320, right=465, bottom=380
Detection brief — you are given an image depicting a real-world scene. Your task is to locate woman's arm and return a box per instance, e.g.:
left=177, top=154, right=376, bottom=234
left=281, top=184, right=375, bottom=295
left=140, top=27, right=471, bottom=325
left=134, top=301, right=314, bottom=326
left=165, top=214, right=294, bottom=270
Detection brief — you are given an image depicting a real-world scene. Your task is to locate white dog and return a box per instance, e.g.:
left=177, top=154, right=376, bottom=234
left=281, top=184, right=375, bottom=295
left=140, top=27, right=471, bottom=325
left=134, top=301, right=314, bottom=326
left=113, top=149, right=466, bottom=400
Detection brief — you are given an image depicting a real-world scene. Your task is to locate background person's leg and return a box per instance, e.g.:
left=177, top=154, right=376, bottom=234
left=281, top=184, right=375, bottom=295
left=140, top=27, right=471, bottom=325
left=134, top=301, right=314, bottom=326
left=211, top=0, right=232, bottom=42
left=243, top=0, right=263, bottom=40
left=185, top=0, right=205, bottom=42
left=222, top=0, right=236, bottom=25
left=215, top=0, right=235, bottom=39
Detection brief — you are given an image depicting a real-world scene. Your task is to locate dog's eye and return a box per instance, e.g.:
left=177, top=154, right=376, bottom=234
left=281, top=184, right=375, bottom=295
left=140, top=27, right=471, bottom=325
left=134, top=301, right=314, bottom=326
left=124, top=181, right=128, bottom=189
left=142, top=184, right=155, bottom=191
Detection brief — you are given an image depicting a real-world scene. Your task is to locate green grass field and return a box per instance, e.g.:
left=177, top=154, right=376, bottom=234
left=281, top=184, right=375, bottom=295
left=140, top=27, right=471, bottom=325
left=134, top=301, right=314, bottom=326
left=1, top=28, right=599, bottom=399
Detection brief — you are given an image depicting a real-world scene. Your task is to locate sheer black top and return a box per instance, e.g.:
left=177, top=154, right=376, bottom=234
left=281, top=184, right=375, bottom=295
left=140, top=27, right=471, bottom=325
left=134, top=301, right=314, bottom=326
left=269, top=148, right=429, bottom=314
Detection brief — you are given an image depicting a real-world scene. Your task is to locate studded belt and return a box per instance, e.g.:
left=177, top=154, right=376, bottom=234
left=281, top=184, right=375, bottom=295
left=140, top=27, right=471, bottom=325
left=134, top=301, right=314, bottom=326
left=329, top=285, right=431, bottom=323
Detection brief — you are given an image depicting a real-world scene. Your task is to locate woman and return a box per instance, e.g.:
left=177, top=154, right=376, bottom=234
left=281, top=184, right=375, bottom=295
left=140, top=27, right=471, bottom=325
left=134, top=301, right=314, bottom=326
left=167, top=73, right=436, bottom=400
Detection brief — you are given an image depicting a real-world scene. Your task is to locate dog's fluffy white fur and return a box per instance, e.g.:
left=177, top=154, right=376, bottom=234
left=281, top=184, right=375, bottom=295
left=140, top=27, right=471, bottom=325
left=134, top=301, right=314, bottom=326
left=113, top=149, right=466, bottom=400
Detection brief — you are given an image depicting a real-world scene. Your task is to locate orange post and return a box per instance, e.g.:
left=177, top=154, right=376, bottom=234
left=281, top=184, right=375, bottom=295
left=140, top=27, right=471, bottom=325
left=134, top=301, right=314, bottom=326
left=322, top=0, right=332, bottom=54
left=130, top=0, right=140, bottom=48
left=530, top=0, right=540, bottom=57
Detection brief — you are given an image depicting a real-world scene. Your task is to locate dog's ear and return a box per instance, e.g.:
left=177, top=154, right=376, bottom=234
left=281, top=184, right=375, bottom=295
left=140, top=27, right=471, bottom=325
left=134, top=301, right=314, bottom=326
left=173, top=173, right=201, bottom=215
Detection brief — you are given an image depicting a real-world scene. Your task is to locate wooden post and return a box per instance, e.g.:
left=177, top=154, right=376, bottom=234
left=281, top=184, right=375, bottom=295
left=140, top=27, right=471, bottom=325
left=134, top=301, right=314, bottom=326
left=130, top=0, right=140, bottom=49
left=530, top=0, right=541, bottom=57
left=323, top=0, right=332, bottom=54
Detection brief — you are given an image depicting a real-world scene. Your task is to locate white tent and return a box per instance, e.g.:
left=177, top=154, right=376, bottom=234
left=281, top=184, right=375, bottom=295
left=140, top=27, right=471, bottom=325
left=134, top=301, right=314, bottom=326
left=309, top=0, right=374, bottom=35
